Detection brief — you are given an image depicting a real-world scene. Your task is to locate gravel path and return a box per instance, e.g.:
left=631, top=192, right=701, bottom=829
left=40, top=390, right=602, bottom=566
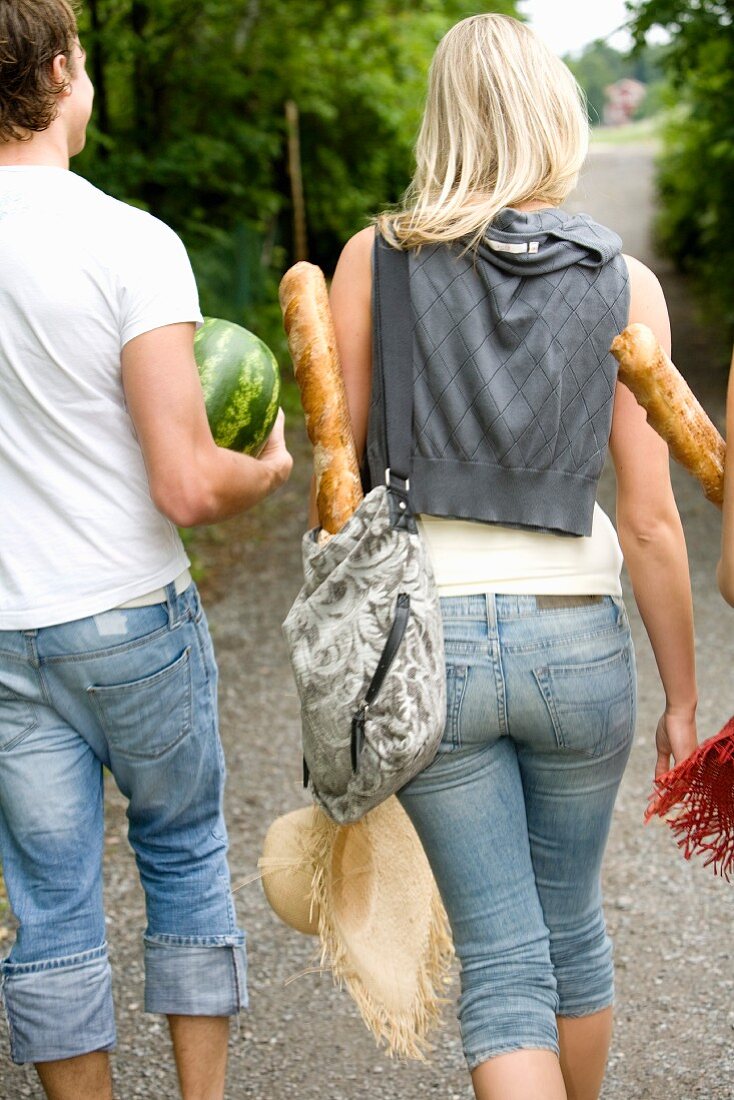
left=2, top=144, right=732, bottom=1100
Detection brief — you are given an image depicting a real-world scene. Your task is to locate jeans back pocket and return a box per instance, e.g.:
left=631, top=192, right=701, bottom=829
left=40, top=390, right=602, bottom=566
left=0, top=684, right=38, bottom=751
left=88, top=646, right=193, bottom=760
left=441, top=663, right=468, bottom=752
left=534, top=645, right=636, bottom=758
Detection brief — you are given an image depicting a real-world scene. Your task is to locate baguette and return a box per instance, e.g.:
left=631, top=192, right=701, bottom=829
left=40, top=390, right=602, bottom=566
left=610, top=322, right=725, bottom=506
left=279, top=261, right=363, bottom=534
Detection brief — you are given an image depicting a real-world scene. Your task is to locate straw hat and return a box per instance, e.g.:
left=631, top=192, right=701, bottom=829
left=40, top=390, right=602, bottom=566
left=259, top=796, right=454, bottom=1059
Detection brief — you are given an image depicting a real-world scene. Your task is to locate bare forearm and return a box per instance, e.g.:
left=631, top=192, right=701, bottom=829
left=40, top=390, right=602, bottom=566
left=194, top=446, right=287, bottom=524
left=717, top=448, right=734, bottom=603
left=122, top=328, right=293, bottom=528
left=619, top=516, right=697, bottom=716
left=152, top=433, right=291, bottom=528
left=717, top=349, right=734, bottom=603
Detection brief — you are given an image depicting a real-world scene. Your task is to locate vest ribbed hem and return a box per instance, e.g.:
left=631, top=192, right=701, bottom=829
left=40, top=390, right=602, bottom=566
left=409, top=457, right=597, bottom=537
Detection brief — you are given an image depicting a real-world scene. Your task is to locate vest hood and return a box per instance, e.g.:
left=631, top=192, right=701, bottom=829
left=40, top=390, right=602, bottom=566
left=476, top=207, right=623, bottom=275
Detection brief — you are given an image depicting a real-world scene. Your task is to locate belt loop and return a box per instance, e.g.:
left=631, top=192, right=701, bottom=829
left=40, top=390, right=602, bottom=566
left=485, top=593, right=498, bottom=636
left=164, top=582, right=179, bottom=628
left=24, top=630, right=40, bottom=666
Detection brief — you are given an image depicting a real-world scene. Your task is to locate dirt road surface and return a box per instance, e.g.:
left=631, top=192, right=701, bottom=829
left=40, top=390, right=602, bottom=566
left=2, top=144, right=732, bottom=1100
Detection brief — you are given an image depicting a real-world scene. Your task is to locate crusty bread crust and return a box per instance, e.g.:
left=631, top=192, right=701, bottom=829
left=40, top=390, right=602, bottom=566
left=610, top=322, right=725, bottom=506
left=279, top=262, right=364, bottom=533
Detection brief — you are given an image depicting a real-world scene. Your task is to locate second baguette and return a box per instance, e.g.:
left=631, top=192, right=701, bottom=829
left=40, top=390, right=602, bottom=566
left=610, top=322, right=725, bottom=506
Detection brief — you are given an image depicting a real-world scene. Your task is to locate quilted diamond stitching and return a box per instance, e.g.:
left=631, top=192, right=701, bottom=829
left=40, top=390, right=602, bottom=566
left=405, top=240, right=628, bottom=480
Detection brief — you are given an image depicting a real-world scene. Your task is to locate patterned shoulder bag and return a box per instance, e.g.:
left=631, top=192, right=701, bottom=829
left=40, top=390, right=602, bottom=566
left=282, top=237, right=446, bottom=824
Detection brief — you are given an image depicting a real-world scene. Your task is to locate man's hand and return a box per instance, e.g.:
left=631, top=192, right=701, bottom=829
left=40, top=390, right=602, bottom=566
left=257, top=409, right=293, bottom=489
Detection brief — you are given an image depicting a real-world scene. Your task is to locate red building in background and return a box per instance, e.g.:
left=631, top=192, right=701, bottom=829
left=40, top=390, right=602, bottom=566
left=603, top=78, right=647, bottom=125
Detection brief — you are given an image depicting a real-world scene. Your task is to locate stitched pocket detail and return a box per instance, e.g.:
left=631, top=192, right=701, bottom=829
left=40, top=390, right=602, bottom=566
left=442, top=663, right=468, bottom=751
left=0, top=685, right=37, bottom=752
left=534, top=647, right=635, bottom=758
left=88, top=647, right=193, bottom=760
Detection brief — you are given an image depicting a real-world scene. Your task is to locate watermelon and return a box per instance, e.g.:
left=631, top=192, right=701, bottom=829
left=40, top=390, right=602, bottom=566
left=194, top=317, right=280, bottom=455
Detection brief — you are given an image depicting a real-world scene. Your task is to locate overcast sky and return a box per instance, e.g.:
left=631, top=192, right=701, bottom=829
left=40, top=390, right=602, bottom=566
left=518, top=0, right=637, bottom=56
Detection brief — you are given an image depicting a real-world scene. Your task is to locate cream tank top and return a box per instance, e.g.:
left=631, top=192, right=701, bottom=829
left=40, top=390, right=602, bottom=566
left=418, top=502, right=623, bottom=598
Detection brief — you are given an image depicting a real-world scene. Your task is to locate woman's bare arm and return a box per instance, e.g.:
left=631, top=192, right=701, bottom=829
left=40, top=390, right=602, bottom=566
left=329, top=226, right=375, bottom=460
left=717, top=349, right=734, bottom=604
left=610, top=256, right=698, bottom=778
left=122, top=324, right=292, bottom=527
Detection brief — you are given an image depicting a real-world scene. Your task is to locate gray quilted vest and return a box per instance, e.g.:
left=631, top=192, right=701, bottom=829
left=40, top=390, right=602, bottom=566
left=366, top=208, right=630, bottom=537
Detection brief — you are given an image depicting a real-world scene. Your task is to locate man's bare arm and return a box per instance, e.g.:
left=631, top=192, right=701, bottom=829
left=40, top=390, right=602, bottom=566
left=122, top=323, right=292, bottom=527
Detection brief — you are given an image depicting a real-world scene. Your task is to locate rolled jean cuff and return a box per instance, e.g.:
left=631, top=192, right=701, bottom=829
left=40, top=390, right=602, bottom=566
left=1, top=944, right=115, bottom=1064
left=466, top=1038, right=561, bottom=1073
left=557, top=992, right=615, bottom=1019
left=144, top=934, right=248, bottom=1016
left=462, top=1001, right=560, bottom=1072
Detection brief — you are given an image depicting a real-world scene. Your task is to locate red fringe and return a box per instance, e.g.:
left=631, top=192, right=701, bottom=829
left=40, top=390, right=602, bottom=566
left=645, top=715, right=734, bottom=880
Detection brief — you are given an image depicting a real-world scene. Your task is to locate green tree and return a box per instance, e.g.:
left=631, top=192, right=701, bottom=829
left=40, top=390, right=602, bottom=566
left=75, top=1, right=519, bottom=347
left=629, top=0, right=734, bottom=333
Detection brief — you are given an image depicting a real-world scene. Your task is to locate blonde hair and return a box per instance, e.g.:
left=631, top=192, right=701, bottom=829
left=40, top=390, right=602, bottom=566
left=377, top=14, right=589, bottom=250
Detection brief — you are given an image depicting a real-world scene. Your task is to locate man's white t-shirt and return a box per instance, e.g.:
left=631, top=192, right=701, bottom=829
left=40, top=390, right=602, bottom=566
left=0, top=166, right=203, bottom=629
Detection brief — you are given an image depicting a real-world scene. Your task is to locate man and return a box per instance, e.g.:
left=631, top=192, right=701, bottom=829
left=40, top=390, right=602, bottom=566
left=0, top=2, right=293, bottom=1097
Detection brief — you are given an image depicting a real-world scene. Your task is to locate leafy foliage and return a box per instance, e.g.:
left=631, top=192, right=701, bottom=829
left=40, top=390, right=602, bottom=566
left=75, top=1, right=518, bottom=350
left=629, top=0, right=734, bottom=333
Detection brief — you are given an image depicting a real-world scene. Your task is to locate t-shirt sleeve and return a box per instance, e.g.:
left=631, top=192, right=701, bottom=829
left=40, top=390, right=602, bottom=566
left=118, top=214, right=204, bottom=347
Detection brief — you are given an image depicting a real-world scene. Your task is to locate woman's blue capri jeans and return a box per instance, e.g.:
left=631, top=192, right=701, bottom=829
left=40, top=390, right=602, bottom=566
left=398, top=593, right=636, bottom=1070
left=0, top=582, right=246, bottom=1064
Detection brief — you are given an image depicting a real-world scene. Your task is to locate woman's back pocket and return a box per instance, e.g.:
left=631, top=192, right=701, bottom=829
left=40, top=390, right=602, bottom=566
left=534, top=646, right=636, bottom=758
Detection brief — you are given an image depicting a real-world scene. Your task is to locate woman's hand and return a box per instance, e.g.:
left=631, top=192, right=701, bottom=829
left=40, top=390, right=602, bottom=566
left=654, top=708, right=698, bottom=780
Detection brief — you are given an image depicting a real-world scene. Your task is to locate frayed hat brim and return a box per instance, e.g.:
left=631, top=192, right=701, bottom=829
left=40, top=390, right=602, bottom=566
left=259, top=797, right=454, bottom=1058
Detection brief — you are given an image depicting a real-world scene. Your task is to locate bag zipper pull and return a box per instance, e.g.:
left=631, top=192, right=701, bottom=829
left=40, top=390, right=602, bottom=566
left=349, top=594, right=412, bottom=777
left=351, top=705, right=367, bottom=772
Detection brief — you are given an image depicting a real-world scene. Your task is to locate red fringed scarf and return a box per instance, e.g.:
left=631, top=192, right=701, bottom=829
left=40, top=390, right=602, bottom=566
left=646, top=715, right=734, bottom=880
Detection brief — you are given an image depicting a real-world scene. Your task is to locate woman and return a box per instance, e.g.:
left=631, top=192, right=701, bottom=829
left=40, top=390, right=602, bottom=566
left=328, top=14, right=697, bottom=1100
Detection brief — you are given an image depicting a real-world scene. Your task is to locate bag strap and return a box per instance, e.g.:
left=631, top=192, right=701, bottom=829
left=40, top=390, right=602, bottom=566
left=373, top=234, right=413, bottom=484
left=373, top=234, right=415, bottom=530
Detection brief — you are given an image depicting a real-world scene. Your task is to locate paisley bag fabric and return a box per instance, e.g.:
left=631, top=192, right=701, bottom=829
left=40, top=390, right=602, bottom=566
left=282, top=237, right=446, bottom=823
left=283, top=485, right=445, bottom=823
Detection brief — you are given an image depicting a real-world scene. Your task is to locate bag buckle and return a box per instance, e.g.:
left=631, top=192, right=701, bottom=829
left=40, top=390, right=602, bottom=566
left=385, top=467, right=412, bottom=525
left=385, top=468, right=415, bottom=531
left=385, top=467, right=409, bottom=492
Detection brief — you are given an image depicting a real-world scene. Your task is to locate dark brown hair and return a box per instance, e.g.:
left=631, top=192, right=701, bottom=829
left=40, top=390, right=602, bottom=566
left=0, top=0, right=79, bottom=141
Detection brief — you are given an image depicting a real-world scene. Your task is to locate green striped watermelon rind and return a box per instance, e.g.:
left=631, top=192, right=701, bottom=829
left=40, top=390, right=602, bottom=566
left=194, top=317, right=281, bottom=456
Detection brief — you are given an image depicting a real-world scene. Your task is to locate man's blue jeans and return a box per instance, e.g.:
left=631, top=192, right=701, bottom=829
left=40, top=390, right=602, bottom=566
left=398, top=594, right=636, bottom=1070
left=0, top=582, right=246, bottom=1064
